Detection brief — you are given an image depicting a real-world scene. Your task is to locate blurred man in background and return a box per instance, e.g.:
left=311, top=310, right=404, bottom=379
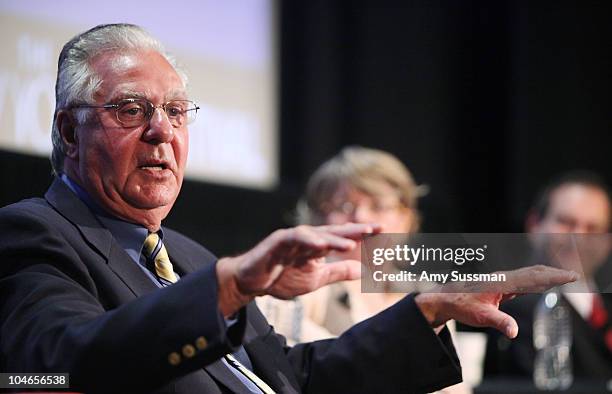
left=484, top=171, right=612, bottom=381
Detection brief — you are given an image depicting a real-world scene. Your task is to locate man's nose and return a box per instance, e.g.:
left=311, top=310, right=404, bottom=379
left=143, top=107, right=174, bottom=144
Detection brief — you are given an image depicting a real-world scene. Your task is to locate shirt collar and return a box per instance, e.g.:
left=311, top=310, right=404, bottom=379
left=60, top=173, right=108, bottom=217
left=59, top=174, right=163, bottom=264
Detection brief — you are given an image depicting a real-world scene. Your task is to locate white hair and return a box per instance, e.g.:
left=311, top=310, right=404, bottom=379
left=50, top=23, right=188, bottom=174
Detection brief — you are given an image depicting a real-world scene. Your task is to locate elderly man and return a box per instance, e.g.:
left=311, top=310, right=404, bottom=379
left=0, top=24, right=575, bottom=394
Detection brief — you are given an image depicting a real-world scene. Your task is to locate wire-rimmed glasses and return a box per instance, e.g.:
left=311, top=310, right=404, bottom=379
left=71, top=98, right=200, bottom=128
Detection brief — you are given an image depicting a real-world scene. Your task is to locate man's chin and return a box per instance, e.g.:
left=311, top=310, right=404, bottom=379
left=116, top=201, right=174, bottom=229
left=128, top=182, right=179, bottom=205
left=132, top=198, right=174, bottom=211
left=125, top=191, right=177, bottom=211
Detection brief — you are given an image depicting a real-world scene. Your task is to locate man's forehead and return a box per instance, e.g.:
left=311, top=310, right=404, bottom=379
left=549, top=184, right=611, bottom=223
left=108, top=53, right=140, bottom=71
left=551, top=184, right=610, bottom=207
left=91, top=51, right=186, bottom=102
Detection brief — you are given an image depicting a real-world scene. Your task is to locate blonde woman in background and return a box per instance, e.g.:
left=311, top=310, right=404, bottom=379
left=257, top=146, right=423, bottom=341
left=297, top=146, right=423, bottom=336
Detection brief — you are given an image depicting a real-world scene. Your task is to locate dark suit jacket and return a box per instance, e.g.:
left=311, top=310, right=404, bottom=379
left=0, top=179, right=462, bottom=393
left=484, top=293, right=612, bottom=380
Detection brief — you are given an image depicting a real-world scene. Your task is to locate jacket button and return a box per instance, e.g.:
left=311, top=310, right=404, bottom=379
left=195, top=336, right=208, bottom=350
left=168, top=352, right=181, bottom=366
left=182, top=344, right=196, bottom=358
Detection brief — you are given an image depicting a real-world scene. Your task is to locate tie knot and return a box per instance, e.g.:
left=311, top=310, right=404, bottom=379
left=142, top=232, right=177, bottom=284
left=143, top=232, right=161, bottom=259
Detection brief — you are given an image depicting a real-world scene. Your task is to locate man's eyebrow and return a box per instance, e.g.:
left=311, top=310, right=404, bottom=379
left=108, top=89, right=188, bottom=102
left=108, top=90, right=148, bottom=102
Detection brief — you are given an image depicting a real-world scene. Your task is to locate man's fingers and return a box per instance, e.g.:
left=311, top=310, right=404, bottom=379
left=244, top=223, right=380, bottom=300
left=269, top=223, right=383, bottom=261
left=317, top=222, right=382, bottom=239
left=311, top=231, right=357, bottom=252
left=270, top=227, right=356, bottom=258
left=287, top=232, right=356, bottom=260
left=479, top=307, right=519, bottom=339
left=499, top=265, right=579, bottom=294
left=539, top=266, right=580, bottom=286
left=519, top=265, right=578, bottom=286
left=501, top=293, right=518, bottom=302
left=323, top=260, right=361, bottom=285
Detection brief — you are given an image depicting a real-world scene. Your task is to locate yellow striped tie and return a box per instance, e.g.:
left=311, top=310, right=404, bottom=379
left=225, top=354, right=276, bottom=394
left=143, top=232, right=178, bottom=284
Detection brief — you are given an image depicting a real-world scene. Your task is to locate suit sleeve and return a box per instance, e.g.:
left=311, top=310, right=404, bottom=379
left=246, top=293, right=462, bottom=394
left=288, top=295, right=462, bottom=393
left=0, top=206, right=245, bottom=393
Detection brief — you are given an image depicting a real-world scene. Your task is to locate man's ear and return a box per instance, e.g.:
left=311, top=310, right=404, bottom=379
left=56, top=110, right=78, bottom=159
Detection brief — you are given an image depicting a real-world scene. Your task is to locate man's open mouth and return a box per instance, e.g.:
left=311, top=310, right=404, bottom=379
left=139, top=162, right=169, bottom=171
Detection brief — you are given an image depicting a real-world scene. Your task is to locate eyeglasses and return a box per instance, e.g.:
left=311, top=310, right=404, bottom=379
left=71, top=98, right=200, bottom=128
left=323, top=199, right=403, bottom=217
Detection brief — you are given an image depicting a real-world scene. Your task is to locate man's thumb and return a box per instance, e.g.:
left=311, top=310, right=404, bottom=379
left=325, top=260, right=361, bottom=285
left=483, top=308, right=519, bottom=339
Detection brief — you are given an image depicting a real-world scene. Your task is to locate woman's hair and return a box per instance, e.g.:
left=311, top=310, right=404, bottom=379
left=296, top=146, right=425, bottom=228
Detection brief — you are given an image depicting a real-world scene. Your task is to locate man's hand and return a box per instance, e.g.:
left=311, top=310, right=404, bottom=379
left=415, top=265, right=579, bottom=338
left=216, top=223, right=381, bottom=316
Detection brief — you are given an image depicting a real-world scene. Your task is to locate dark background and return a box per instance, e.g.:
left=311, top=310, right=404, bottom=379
left=1, top=0, right=611, bottom=256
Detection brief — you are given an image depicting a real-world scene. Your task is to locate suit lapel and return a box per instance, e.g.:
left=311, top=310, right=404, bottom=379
left=107, top=241, right=158, bottom=295
left=243, top=319, right=301, bottom=394
left=45, top=178, right=112, bottom=259
left=204, top=359, right=254, bottom=394
left=45, top=178, right=158, bottom=297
